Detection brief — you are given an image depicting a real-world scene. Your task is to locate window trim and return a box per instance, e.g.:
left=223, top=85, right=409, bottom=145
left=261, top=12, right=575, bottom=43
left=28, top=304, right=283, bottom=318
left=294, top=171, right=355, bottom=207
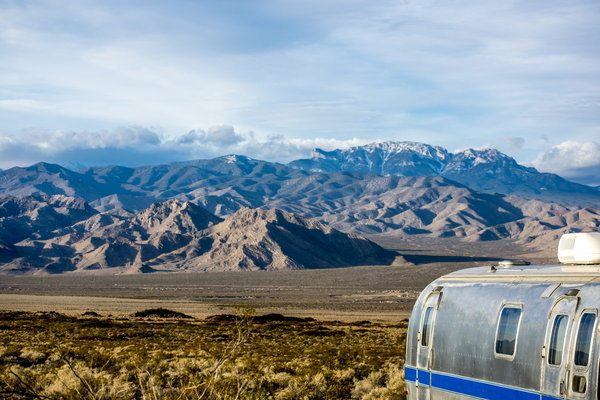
left=494, top=303, right=523, bottom=361
left=547, top=313, right=570, bottom=367
left=572, top=309, right=598, bottom=372
left=420, top=306, right=435, bottom=348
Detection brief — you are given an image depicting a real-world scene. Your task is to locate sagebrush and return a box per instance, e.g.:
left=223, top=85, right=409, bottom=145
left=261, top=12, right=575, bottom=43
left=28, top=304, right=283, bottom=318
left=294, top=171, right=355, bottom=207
left=0, top=310, right=407, bottom=399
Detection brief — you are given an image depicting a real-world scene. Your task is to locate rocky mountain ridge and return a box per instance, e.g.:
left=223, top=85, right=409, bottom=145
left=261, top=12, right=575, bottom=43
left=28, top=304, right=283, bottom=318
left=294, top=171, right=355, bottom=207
left=1, top=142, right=598, bottom=211
left=0, top=195, right=98, bottom=245
left=0, top=142, right=598, bottom=274
left=290, top=141, right=599, bottom=206
left=0, top=196, right=396, bottom=274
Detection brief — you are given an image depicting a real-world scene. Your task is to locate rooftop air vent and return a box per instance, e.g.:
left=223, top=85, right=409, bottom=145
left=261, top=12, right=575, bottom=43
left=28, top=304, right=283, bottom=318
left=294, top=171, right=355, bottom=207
left=498, top=260, right=530, bottom=268
left=558, top=233, right=600, bottom=265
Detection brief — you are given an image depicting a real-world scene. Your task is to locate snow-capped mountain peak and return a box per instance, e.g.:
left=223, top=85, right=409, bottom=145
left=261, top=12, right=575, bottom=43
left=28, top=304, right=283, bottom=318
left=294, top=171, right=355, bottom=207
left=361, top=141, right=450, bottom=160
left=219, top=154, right=256, bottom=165
left=292, top=141, right=451, bottom=176
left=287, top=141, right=598, bottom=204
left=444, top=148, right=517, bottom=172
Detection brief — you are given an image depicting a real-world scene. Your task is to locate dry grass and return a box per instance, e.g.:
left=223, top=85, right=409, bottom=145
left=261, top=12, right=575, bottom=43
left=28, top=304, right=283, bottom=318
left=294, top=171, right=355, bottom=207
left=0, top=310, right=407, bottom=399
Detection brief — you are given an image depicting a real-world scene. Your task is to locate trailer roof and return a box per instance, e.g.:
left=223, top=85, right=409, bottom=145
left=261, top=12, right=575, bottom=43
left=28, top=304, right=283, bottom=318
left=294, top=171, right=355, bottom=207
left=440, top=264, right=600, bottom=283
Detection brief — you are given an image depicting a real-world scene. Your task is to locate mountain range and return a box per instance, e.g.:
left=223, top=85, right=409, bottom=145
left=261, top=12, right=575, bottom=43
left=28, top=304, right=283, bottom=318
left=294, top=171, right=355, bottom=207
left=0, top=195, right=396, bottom=274
left=0, top=141, right=598, bottom=274
left=1, top=142, right=597, bottom=209
left=289, top=142, right=599, bottom=206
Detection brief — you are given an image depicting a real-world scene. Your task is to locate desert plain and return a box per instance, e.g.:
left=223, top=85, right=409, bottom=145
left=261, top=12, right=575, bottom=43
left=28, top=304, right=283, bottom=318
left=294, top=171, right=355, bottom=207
left=0, top=236, right=549, bottom=321
left=0, top=237, right=554, bottom=399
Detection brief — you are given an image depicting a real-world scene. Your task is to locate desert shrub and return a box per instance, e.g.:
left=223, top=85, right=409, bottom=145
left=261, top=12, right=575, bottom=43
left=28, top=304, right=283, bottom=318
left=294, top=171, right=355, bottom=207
left=82, top=311, right=102, bottom=317
left=45, top=361, right=136, bottom=399
left=19, top=348, right=47, bottom=364
left=132, top=308, right=193, bottom=319
left=0, top=310, right=406, bottom=399
left=352, top=363, right=405, bottom=400
left=206, top=313, right=315, bottom=324
left=251, top=313, right=315, bottom=324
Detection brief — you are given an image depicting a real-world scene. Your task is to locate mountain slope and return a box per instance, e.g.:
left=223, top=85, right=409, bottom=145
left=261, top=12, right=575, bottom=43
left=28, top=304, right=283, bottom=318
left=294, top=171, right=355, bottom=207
left=290, top=142, right=450, bottom=176
left=185, top=208, right=396, bottom=271
left=441, top=148, right=598, bottom=205
left=263, top=175, right=524, bottom=236
left=0, top=163, right=109, bottom=200
left=470, top=197, right=600, bottom=246
left=0, top=199, right=396, bottom=274
left=289, top=142, right=600, bottom=206
left=0, top=195, right=98, bottom=245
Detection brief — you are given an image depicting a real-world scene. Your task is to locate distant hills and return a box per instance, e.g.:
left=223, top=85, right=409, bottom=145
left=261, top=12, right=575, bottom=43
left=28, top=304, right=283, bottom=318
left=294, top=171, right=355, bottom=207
left=0, top=141, right=598, bottom=274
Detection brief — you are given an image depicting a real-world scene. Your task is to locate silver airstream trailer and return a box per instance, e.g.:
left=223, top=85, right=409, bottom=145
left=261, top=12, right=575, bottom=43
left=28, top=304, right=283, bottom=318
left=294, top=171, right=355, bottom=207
left=404, top=232, right=600, bottom=400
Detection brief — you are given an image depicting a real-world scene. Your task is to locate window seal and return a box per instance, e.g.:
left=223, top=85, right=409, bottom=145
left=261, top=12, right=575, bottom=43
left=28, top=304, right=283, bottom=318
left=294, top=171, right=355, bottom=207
left=572, top=309, right=598, bottom=373
left=420, top=306, right=434, bottom=348
left=493, top=303, right=523, bottom=361
left=547, top=313, right=569, bottom=367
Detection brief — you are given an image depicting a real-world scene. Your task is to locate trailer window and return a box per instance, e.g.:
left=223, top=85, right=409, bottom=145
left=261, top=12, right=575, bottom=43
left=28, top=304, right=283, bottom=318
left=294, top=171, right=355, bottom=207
left=574, top=313, right=596, bottom=366
left=421, top=307, right=434, bottom=347
left=495, top=307, right=522, bottom=357
left=549, top=314, right=568, bottom=365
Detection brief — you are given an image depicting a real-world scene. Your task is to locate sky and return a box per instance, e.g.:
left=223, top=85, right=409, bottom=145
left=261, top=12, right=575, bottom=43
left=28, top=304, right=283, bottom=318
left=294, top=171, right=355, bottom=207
left=0, top=0, right=599, bottom=184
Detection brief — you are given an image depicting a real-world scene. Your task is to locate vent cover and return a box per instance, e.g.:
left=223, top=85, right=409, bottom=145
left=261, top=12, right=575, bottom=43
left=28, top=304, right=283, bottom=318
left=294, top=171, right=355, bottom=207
left=558, top=233, right=600, bottom=265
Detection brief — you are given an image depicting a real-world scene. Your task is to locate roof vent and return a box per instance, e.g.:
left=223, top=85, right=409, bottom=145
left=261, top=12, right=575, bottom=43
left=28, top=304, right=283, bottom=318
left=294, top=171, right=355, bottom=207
left=497, top=260, right=530, bottom=268
left=558, top=233, right=600, bottom=265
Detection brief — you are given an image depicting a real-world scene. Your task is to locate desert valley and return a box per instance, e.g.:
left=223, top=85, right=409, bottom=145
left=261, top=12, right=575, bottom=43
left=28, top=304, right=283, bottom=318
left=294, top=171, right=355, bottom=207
left=3, top=141, right=597, bottom=398
left=2, top=1, right=600, bottom=397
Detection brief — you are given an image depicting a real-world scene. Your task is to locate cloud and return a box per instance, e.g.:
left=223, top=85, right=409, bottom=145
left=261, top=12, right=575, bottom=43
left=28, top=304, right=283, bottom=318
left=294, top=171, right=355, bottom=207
left=531, top=141, right=600, bottom=186
left=238, top=135, right=371, bottom=162
left=0, top=127, right=168, bottom=167
left=1, top=0, right=600, bottom=160
left=9, top=126, right=161, bottom=150
left=0, top=126, right=367, bottom=168
left=177, top=125, right=246, bottom=146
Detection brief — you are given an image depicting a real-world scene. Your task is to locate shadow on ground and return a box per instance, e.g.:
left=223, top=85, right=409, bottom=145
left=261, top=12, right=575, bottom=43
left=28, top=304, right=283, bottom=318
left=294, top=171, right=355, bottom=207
left=402, top=254, right=504, bottom=264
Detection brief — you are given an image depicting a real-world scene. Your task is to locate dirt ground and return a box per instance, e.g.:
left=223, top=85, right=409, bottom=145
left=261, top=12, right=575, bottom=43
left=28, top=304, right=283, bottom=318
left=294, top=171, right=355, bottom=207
left=0, top=238, right=556, bottom=322
left=0, top=264, right=443, bottom=322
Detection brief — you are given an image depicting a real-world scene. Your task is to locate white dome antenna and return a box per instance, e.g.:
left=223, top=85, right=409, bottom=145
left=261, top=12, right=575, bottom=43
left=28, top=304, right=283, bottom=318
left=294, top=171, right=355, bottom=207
left=558, top=233, right=600, bottom=265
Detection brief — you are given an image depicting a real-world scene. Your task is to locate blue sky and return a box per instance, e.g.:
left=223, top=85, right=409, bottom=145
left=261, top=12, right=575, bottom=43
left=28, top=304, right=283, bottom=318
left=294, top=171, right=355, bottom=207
left=0, top=0, right=599, bottom=184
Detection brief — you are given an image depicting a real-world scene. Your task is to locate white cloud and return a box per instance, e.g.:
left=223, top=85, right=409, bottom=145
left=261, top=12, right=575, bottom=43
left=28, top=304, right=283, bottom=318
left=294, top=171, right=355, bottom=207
left=236, top=135, right=371, bottom=162
left=1, top=0, right=599, bottom=157
left=8, top=127, right=162, bottom=151
left=177, top=125, right=246, bottom=146
left=0, top=126, right=366, bottom=168
left=531, top=141, right=600, bottom=186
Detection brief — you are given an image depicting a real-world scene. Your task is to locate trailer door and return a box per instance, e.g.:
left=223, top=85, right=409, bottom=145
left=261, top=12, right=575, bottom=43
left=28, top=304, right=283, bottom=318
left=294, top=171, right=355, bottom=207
left=415, top=289, right=442, bottom=400
left=541, top=296, right=579, bottom=398
left=566, top=310, right=597, bottom=399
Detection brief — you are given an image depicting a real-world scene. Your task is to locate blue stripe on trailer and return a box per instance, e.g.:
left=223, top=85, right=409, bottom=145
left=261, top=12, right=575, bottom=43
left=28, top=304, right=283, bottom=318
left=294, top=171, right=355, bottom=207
left=432, top=370, right=539, bottom=400
left=417, top=369, right=431, bottom=386
left=404, top=366, right=562, bottom=400
left=404, top=366, right=417, bottom=382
